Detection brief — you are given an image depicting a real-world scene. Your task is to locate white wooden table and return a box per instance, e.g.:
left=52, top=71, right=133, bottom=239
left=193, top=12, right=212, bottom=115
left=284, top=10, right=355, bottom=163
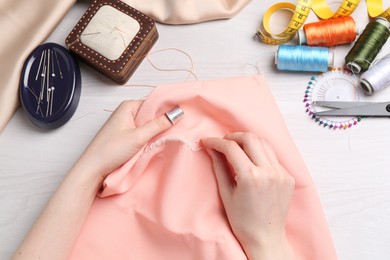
left=1, top=0, right=390, bottom=259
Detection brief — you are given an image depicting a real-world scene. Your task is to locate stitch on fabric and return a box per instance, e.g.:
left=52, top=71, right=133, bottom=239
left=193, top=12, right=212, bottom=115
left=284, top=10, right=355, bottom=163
left=141, top=136, right=203, bottom=157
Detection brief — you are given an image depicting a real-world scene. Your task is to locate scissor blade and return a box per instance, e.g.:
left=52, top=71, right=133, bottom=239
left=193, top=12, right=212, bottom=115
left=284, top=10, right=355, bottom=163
left=312, top=101, right=376, bottom=109
left=314, top=102, right=390, bottom=117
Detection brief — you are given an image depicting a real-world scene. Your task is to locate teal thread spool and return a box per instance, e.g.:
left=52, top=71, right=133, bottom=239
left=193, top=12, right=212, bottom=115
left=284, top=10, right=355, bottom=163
left=345, top=18, right=390, bottom=73
left=276, top=45, right=333, bottom=72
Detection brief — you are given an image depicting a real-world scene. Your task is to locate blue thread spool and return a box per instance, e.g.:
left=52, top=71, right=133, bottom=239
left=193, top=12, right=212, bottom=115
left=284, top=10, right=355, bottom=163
left=275, top=45, right=334, bottom=72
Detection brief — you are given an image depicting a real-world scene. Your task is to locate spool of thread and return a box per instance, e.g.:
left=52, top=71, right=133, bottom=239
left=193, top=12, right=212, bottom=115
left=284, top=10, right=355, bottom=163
left=298, top=16, right=358, bottom=47
left=345, top=17, right=390, bottom=73
left=275, top=45, right=334, bottom=72
left=359, top=55, right=390, bottom=95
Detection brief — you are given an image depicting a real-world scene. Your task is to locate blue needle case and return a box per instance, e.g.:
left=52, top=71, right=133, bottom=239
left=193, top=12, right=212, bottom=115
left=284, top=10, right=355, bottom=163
left=19, top=42, right=81, bottom=129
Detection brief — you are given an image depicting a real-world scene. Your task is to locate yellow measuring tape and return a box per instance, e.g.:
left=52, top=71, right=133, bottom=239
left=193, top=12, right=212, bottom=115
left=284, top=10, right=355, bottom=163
left=257, top=0, right=390, bottom=45
left=366, top=0, right=390, bottom=19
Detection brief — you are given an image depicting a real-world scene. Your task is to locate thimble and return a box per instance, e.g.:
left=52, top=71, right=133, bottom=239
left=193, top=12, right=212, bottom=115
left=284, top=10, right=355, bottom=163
left=165, top=106, right=184, bottom=124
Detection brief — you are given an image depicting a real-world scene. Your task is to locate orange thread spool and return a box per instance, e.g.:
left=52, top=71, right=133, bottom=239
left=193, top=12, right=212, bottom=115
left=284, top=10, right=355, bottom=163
left=299, top=16, right=357, bottom=47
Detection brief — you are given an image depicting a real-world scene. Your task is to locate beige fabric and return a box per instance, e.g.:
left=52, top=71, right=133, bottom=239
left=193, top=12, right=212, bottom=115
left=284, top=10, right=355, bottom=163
left=122, top=0, right=251, bottom=24
left=0, top=0, right=76, bottom=132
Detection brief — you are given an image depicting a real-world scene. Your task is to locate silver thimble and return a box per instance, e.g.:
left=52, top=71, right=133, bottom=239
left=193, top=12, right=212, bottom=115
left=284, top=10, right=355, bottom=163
left=165, top=106, right=184, bottom=124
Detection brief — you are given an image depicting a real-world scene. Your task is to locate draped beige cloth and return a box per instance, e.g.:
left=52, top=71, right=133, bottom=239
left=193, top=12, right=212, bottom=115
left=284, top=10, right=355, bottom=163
left=0, top=0, right=76, bottom=132
left=123, top=0, right=251, bottom=24
left=0, top=0, right=250, bottom=132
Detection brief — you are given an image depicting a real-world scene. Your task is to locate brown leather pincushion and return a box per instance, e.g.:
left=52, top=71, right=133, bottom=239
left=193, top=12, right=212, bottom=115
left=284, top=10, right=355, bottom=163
left=66, top=0, right=158, bottom=84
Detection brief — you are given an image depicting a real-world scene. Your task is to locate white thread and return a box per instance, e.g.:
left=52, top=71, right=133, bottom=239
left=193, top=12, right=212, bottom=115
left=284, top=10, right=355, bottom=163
left=360, top=55, right=390, bottom=95
left=122, top=48, right=198, bottom=87
left=142, top=135, right=203, bottom=156
left=146, top=48, right=199, bottom=81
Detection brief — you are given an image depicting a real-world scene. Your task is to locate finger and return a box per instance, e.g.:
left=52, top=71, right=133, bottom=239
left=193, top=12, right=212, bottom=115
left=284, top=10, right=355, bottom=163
left=113, top=100, right=143, bottom=115
left=108, top=100, right=143, bottom=127
left=123, top=100, right=144, bottom=127
left=205, top=149, right=234, bottom=199
left=128, top=100, right=144, bottom=118
left=225, top=132, right=279, bottom=167
left=202, top=137, right=253, bottom=174
left=260, top=139, right=280, bottom=165
left=133, top=106, right=183, bottom=144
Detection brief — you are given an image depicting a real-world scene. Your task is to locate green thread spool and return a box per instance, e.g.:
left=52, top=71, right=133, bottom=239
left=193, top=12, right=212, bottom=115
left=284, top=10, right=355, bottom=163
left=345, top=17, right=390, bottom=73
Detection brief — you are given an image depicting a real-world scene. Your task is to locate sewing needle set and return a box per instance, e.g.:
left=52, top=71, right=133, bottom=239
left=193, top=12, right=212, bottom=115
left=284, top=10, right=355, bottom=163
left=19, top=43, right=81, bottom=129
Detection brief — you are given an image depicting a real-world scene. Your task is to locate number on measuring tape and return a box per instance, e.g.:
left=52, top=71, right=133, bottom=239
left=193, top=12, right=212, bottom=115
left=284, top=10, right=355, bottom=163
left=257, top=0, right=367, bottom=45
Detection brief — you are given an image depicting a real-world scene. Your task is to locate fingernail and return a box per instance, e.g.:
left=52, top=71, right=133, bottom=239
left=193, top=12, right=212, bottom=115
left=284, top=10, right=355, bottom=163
left=165, top=106, right=184, bottom=124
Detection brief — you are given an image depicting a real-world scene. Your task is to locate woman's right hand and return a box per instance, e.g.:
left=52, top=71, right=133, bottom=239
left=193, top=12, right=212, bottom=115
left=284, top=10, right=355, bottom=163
left=202, top=132, right=296, bottom=260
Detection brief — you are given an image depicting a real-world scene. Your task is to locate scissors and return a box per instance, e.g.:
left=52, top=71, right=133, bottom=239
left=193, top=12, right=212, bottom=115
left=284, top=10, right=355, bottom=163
left=313, top=101, right=390, bottom=117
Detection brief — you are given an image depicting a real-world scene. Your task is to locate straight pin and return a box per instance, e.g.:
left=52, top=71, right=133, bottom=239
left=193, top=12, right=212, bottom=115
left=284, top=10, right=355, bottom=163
left=50, top=87, right=55, bottom=116
left=35, top=50, right=45, bottom=80
left=46, top=88, right=51, bottom=117
left=27, top=86, right=44, bottom=116
left=36, top=64, right=46, bottom=114
left=54, top=50, right=63, bottom=79
left=51, top=49, right=55, bottom=77
left=46, top=50, right=51, bottom=103
left=40, top=50, right=47, bottom=78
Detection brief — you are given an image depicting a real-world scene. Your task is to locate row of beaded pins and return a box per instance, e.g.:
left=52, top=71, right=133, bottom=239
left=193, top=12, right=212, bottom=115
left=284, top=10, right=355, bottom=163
left=304, top=68, right=361, bottom=130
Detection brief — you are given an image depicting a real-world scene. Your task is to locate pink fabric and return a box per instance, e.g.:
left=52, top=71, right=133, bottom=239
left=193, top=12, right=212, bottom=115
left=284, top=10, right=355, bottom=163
left=70, top=75, right=337, bottom=259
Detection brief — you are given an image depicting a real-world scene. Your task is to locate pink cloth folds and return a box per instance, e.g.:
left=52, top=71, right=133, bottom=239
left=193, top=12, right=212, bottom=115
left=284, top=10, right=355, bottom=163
left=70, top=75, right=337, bottom=259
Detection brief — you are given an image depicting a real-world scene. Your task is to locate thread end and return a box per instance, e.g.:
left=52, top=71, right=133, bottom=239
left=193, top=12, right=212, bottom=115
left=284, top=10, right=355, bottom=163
left=376, top=17, right=390, bottom=30
left=360, top=79, right=374, bottom=95
left=298, top=30, right=307, bottom=45
left=328, top=52, right=334, bottom=67
left=347, top=61, right=361, bottom=74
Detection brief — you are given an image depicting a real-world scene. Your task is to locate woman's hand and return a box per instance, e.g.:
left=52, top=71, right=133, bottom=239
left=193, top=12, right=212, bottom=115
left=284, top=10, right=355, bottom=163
left=13, top=101, right=181, bottom=260
left=77, top=100, right=176, bottom=181
left=202, top=132, right=295, bottom=260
